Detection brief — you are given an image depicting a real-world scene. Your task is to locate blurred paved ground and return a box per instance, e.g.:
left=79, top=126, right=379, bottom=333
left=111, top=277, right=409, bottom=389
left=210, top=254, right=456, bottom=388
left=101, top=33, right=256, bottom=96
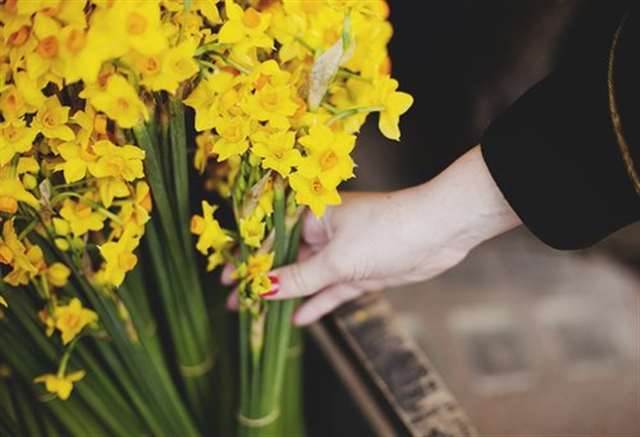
left=386, top=228, right=640, bottom=436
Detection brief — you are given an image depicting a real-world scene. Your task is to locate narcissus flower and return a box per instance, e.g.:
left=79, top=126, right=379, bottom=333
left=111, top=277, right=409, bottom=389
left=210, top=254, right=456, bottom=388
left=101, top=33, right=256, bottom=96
left=212, top=116, right=251, bottom=161
left=82, top=75, right=148, bottom=129
left=59, top=198, right=106, bottom=236
left=0, top=119, right=37, bottom=166
left=0, top=178, right=39, bottom=214
left=32, top=96, right=75, bottom=141
left=374, top=76, right=413, bottom=141
left=251, top=129, right=301, bottom=177
left=239, top=211, right=266, bottom=248
left=53, top=298, right=98, bottom=345
left=298, top=124, right=356, bottom=186
left=191, top=201, right=232, bottom=255
left=46, top=262, right=71, bottom=288
left=290, top=172, right=341, bottom=217
left=95, top=225, right=141, bottom=287
left=34, top=370, right=86, bottom=401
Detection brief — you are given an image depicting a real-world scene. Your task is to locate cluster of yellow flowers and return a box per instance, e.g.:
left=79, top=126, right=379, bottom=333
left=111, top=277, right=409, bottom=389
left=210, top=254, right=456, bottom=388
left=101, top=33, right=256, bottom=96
left=186, top=0, right=412, bottom=309
left=1, top=0, right=412, bottom=401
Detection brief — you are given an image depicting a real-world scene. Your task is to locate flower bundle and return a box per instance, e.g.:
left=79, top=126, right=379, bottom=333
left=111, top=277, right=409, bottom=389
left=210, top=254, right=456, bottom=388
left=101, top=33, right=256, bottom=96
left=0, top=0, right=412, bottom=436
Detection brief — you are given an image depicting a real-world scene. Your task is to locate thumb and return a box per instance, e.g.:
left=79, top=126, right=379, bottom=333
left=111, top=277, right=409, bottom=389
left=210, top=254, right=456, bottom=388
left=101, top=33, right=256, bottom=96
left=263, top=250, right=339, bottom=300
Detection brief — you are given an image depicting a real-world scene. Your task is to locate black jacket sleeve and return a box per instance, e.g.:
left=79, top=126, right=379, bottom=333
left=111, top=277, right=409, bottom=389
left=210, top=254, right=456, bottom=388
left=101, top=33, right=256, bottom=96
left=481, top=6, right=640, bottom=250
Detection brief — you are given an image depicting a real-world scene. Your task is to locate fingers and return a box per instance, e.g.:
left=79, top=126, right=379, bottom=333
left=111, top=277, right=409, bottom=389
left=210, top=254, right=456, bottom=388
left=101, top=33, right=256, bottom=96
left=302, top=208, right=331, bottom=248
left=226, top=289, right=238, bottom=310
left=293, top=283, right=363, bottom=326
left=263, top=250, right=339, bottom=300
left=221, top=262, right=235, bottom=285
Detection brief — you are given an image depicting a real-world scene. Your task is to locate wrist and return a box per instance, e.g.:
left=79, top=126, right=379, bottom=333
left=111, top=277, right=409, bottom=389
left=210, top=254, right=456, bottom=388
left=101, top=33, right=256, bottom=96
left=415, top=145, right=521, bottom=253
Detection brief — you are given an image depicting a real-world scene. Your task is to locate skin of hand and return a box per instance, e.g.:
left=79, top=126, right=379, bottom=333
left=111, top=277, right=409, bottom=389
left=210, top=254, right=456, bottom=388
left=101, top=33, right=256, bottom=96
left=223, top=145, right=522, bottom=326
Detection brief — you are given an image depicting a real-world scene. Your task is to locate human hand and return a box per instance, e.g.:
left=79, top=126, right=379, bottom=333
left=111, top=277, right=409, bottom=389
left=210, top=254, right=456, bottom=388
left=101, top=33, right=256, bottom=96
left=224, top=146, right=521, bottom=325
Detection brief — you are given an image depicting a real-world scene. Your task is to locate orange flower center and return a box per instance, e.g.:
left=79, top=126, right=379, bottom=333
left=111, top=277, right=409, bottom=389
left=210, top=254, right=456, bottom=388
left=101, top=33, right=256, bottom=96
left=8, top=26, right=30, bottom=46
left=311, top=179, right=324, bottom=194
left=126, top=13, right=148, bottom=35
left=42, top=111, right=58, bottom=128
left=66, top=29, right=86, bottom=54
left=36, top=35, right=58, bottom=59
left=75, top=203, right=92, bottom=219
left=242, top=8, right=261, bottom=28
left=319, top=150, right=338, bottom=171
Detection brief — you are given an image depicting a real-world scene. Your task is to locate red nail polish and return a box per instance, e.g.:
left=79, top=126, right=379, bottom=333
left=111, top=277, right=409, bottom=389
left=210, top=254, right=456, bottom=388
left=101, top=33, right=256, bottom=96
left=262, top=274, right=279, bottom=297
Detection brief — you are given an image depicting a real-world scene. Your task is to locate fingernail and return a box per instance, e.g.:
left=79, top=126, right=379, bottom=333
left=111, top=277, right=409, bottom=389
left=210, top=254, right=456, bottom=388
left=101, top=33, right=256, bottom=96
left=261, top=273, right=279, bottom=298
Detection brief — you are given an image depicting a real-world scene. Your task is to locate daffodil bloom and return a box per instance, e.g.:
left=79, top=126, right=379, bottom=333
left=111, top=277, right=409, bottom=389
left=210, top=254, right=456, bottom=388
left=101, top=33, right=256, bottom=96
left=104, top=0, right=167, bottom=56
left=219, top=0, right=273, bottom=65
left=32, top=96, right=75, bottom=141
left=59, top=197, right=106, bottom=236
left=0, top=220, right=38, bottom=286
left=290, top=171, right=341, bottom=217
left=25, top=12, right=62, bottom=80
left=88, top=140, right=146, bottom=182
left=0, top=295, right=7, bottom=307
left=191, top=201, right=232, bottom=255
left=82, top=74, right=148, bottom=129
left=239, top=211, right=266, bottom=248
left=56, top=142, right=98, bottom=183
left=116, top=181, right=152, bottom=234
left=194, top=131, right=216, bottom=173
left=374, top=76, right=414, bottom=141
left=53, top=298, right=97, bottom=345
left=0, top=119, right=37, bottom=166
left=95, top=225, right=141, bottom=287
left=0, top=178, right=39, bottom=214
left=251, top=129, right=301, bottom=177
left=184, top=70, right=239, bottom=131
left=298, top=124, right=356, bottom=186
left=46, top=262, right=71, bottom=288
left=34, top=370, right=86, bottom=401
left=138, top=38, right=199, bottom=94
left=246, top=252, right=274, bottom=279
left=242, top=82, right=298, bottom=129
left=212, top=116, right=251, bottom=161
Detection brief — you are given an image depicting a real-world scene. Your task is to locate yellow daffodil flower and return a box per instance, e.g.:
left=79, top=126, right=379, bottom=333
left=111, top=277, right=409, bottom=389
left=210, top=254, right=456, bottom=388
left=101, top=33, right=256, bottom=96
left=105, top=0, right=167, bottom=56
left=191, top=201, right=232, bottom=256
left=246, top=252, right=274, bottom=279
left=289, top=171, right=341, bottom=217
left=83, top=74, right=148, bottom=129
left=212, top=116, right=251, bottom=161
left=251, top=129, right=301, bottom=177
left=139, top=39, right=199, bottom=94
left=374, top=76, right=414, bottom=141
left=46, top=262, right=71, bottom=288
left=95, top=225, right=141, bottom=287
left=219, top=0, right=273, bottom=65
left=32, top=96, right=75, bottom=141
left=56, top=142, right=98, bottom=183
left=239, top=211, right=265, bottom=248
left=0, top=178, right=39, bottom=214
left=88, top=140, right=146, bottom=182
left=54, top=298, right=97, bottom=344
left=34, top=370, right=85, bottom=401
left=0, top=119, right=37, bottom=166
left=298, top=124, right=356, bottom=186
left=59, top=197, right=106, bottom=236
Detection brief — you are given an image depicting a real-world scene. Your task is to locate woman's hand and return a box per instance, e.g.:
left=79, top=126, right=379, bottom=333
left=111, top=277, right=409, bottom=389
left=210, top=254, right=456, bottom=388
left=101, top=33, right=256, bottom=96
left=225, top=146, right=521, bottom=325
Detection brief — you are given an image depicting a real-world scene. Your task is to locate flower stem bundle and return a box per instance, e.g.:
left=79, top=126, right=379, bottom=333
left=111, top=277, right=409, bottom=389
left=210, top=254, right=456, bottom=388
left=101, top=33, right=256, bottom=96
left=0, top=0, right=412, bottom=435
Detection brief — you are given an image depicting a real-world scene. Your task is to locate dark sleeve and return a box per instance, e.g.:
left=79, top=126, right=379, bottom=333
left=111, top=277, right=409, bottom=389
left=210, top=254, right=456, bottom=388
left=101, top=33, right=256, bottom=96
left=481, top=7, right=640, bottom=250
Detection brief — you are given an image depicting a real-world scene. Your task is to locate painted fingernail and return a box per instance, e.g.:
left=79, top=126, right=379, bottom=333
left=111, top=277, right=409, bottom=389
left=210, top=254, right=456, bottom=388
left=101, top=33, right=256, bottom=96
left=261, top=274, right=279, bottom=298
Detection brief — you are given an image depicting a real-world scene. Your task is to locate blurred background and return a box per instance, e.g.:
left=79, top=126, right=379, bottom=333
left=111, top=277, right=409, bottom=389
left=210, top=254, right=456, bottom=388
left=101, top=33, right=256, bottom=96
left=327, top=1, right=640, bottom=435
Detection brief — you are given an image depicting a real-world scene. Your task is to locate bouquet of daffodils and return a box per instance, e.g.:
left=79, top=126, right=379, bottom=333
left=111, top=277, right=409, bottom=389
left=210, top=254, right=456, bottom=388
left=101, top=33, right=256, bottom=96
left=0, top=0, right=412, bottom=436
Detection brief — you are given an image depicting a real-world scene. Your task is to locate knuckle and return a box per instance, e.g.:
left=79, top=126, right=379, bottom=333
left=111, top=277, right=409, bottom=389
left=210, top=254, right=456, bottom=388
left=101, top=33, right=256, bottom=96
left=288, top=263, right=311, bottom=296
